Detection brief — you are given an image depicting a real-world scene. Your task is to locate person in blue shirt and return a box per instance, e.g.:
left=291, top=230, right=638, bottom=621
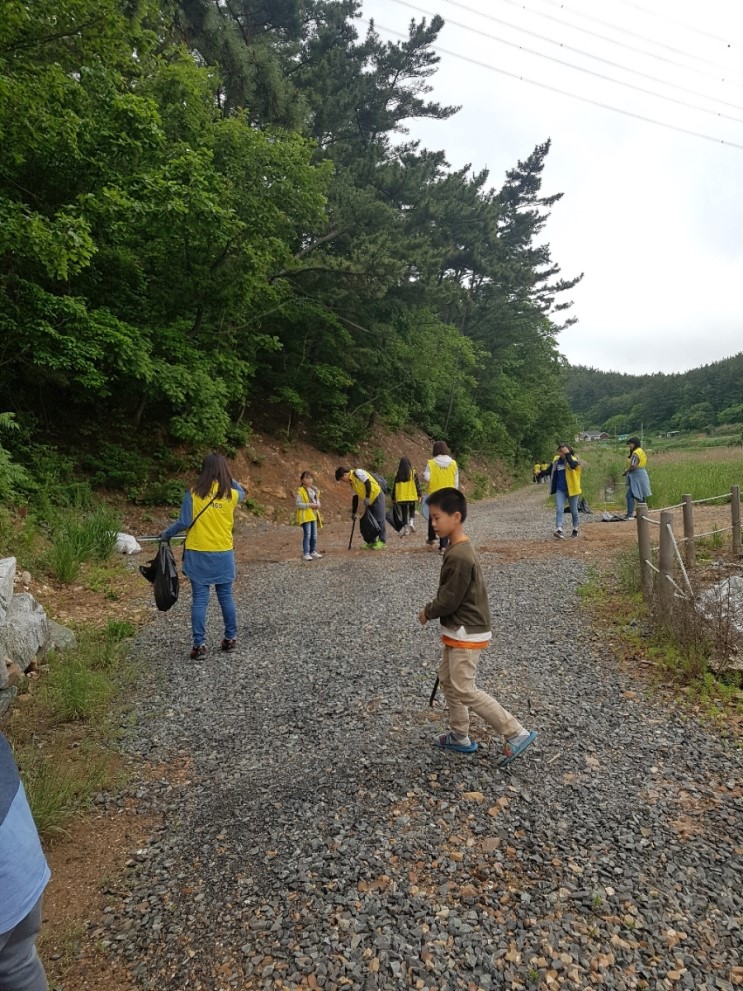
left=159, top=453, right=246, bottom=659
left=0, top=731, right=50, bottom=991
left=547, top=443, right=583, bottom=539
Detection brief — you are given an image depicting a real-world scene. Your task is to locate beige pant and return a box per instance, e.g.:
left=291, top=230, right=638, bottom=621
left=438, top=645, right=522, bottom=739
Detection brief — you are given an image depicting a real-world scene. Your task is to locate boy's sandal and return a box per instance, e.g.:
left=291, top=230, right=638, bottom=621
left=496, top=730, right=538, bottom=767
left=433, top=732, right=478, bottom=754
left=221, top=638, right=237, bottom=652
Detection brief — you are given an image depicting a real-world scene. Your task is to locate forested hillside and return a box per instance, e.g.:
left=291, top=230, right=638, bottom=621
left=565, top=353, right=743, bottom=434
left=0, top=0, right=580, bottom=490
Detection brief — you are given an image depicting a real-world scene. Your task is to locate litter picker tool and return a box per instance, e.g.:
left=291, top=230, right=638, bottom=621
left=348, top=515, right=357, bottom=550
left=429, top=675, right=439, bottom=707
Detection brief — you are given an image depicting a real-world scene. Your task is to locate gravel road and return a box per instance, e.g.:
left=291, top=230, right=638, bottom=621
left=102, top=489, right=742, bottom=991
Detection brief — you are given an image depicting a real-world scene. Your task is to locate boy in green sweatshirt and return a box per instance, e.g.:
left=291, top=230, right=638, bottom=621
left=418, top=488, right=537, bottom=765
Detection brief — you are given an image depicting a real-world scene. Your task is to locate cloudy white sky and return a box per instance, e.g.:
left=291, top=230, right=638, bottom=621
left=360, top=0, right=743, bottom=374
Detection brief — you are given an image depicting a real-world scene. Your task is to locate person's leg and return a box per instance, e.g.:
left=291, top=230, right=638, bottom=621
left=427, top=516, right=436, bottom=544
left=555, top=488, right=566, bottom=532
left=437, top=646, right=471, bottom=740
left=626, top=485, right=635, bottom=518
left=309, top=520, right=317, bottom=554
left=569, top=495, right=580, bottom=531
left=448, top=647, right=524, bottom=739
left=215, top=582, right=237, bottom=641
left=439, top=534, right=449, bottom=551
left=400, top=503, right=410, bottom=527
left=190, top=580, right=209, bottom=647
left=370, top=494, right=386, bottom=543
left=0, top=897, right=48, bottom=991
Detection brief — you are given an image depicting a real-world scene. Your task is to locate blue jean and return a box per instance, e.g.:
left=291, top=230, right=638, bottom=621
left=302, top=521, right=317, bottom=556
left=555, top=488, right=579, bottom=530
left=626, top=486, right=636, bottom=518
left=190, top=580, right=237, bottom=646
left=0, top=897, right=47, bottom=991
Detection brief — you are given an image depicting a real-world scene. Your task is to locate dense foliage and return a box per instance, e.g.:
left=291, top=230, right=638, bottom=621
left=1, top=0, right=580, bottom=490
left=566, top=353, right=743, bottom=435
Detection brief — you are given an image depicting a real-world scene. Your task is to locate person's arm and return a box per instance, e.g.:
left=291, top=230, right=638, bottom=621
left=295, top=490, right=312, bottom=509
left=422, top=561, right=472, bottom=620
left=566, top=454, right=580, bottom=470
left=454, top=463, right=460, bottom=488
left=159, top=492, right=192, bottom=540
left=232, top=480, right=246, bottom=503
left=422, top=463, right=430, bottom=486
left=353, top=469, right=372, bottom=504
left=627, top=454, right=640, bottom=472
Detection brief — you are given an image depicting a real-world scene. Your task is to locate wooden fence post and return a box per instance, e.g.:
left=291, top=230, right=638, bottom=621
left=733, top=485, right=741, bottom=557
left=682, top=494, right=695, bottom=569
left=658, top=510, right=675, bottom=610
left=636, top=503, right=652, bottom=601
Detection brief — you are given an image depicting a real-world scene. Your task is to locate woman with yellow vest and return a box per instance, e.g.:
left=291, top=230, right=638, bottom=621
left=548, top=442, right=582, bottom=538
left=423, top=441, right=459, bottom=551
left=335, top=466, right=386, bottom=548
left=159, top=453, right=245, bottom=659
left=392, top=456, right=421, bottom=536
left=295, top=470, right=322, bottom=561
left=624, top=436, right=652, bottom=519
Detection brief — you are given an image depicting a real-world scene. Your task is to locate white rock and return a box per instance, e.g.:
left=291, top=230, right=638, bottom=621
left=0, top=593, right=49, bottom=671
left=0, top=557, right=16, bottom=627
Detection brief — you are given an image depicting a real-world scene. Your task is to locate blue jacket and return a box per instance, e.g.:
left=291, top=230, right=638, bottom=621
left=0, top=732, right=50, bottom=934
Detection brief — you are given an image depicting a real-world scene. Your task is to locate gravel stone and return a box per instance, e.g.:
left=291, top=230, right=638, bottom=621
left=97, top=490, right=741, bottom=990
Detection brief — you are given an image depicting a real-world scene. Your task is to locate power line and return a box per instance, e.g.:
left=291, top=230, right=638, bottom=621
left=385, top=0, right=743, bottom=124
left=529, top=0, right=743, bottom=80
left=490, top=0, right=743, bottom=88
left=437, top=0, right=743, bottom=115
left=361, top=18, right=743, bottom=151
left=611, top=0, right=739, bottom=49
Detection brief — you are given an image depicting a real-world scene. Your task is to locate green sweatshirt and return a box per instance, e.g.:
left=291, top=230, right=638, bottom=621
left=424, top=540, right=491, bottom=634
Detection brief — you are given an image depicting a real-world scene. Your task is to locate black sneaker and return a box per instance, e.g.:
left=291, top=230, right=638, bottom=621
left=190, top=644, right=207, bottom=660
left=571, top=528, right=579, bottom=538
left=553, top=529, right=565, bottom=539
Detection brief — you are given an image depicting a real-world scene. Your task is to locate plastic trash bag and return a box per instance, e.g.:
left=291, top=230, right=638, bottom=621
left=359, top=508, right=381, bottom=544
left=139, top=542, right=179, bottom=611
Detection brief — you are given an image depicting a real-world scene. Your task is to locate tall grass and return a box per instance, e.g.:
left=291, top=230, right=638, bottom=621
left=18, top=747, right=109, bottom=837
left=44, top=501, right=122, bottom=582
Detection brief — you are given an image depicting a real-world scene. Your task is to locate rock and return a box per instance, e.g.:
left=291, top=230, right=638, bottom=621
left=0, top=656, right=10, bottom=691
left=39, top=619, right=78, bottom=658
left=0, top=686, right=17, bottom=718
left=4, top=661, right=24, bottom=689
left=0, top=592, right=49, bottom=670
left=0, top=557, right=16, bottom=626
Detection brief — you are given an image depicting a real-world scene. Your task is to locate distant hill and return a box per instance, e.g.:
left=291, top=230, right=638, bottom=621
left=564, top=352, right=743, bottom=434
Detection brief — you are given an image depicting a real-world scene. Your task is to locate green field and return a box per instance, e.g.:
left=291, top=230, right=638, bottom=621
left=566, top=443, right=743, bottom=511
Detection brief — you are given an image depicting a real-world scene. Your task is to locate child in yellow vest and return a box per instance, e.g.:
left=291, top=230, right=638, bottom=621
left=295, top=470, right=322, bottom=561
left=392, top=456, right=421, bottom=536
left=335, top=466, right=386, bottom=548
left=423, top=441, right=459, bottom=551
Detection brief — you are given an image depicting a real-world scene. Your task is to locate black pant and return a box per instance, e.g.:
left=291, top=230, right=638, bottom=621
left=399, top=501, right=415, bottom=526
left=427, top=517, right=449, bottom=550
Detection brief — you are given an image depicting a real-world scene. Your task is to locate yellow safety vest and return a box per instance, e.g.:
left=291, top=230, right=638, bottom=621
left=628, top=447, right=648, bottom=469
left=349, top=470, right=381, bottom=504
left=393, top=471, right=418, bottom=503
left=186, top=483, right=238, bottom=552
left=295, top=486, right=317, bottom=525
left=427, top=459, right=458, bottom=493
left=552, top=456, right=582, bottom=497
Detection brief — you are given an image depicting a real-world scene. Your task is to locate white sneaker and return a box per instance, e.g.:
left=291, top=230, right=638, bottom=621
left=401, top=525, right=410, bottom=536
left=311, top=551, right=323, bottom=559
left=553, top=529, right=564, bottom=540
left=303, top=553, right=313, bottom=561
left=409, top=521, right=415, bottom=532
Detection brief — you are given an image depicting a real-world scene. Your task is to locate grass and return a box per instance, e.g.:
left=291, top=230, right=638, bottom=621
left=43, top=501, right=123, bottom=582
left=16, top=745, right=111, bottom=837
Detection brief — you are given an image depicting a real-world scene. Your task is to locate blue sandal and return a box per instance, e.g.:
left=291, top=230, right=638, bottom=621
left=433, top=732, right=478, bottom=754
left=496, top=730, right=537, bottom=767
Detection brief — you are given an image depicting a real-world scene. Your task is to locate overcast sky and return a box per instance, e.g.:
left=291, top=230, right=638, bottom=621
left=360, top=0, right=743, bottom=374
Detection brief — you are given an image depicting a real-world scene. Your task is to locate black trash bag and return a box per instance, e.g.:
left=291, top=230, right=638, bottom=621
left=386, top=503, right=404, bottom=533
left=139, top=541, right=179, bottom=612
left=359, top=508, right=381, bottom=544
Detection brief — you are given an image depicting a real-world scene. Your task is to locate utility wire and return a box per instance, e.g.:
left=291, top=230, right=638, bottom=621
left=386, top=0, right=743, bottom=124
left=489, top=0, right=743, bottom=88
left=529, top=0, right=743, bottom=80
left=361, top=18, right=743, bottom=151
left=611, top=0, right=739, bottom=49
left=436, top=0, right=743, bottom=114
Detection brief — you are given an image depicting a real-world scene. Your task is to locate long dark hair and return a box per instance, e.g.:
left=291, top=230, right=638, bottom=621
left=192, top=453, right=233, bottom=500
left=395, top=457, right=413, bottom=483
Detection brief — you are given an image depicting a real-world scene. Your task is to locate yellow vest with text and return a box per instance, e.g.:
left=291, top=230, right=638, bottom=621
left=185, top=483, right=238, bottom=552
left=295, top=486, right=317, bottom=525
left=350, top=470, right=381, bottom=504
left=427, top=459, right=458, bottom=494
left=628, top=447, right=648, bottom=469
left=552, top=456, right=582, bottom=497
left=393, top=471, right=418, bottom=503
